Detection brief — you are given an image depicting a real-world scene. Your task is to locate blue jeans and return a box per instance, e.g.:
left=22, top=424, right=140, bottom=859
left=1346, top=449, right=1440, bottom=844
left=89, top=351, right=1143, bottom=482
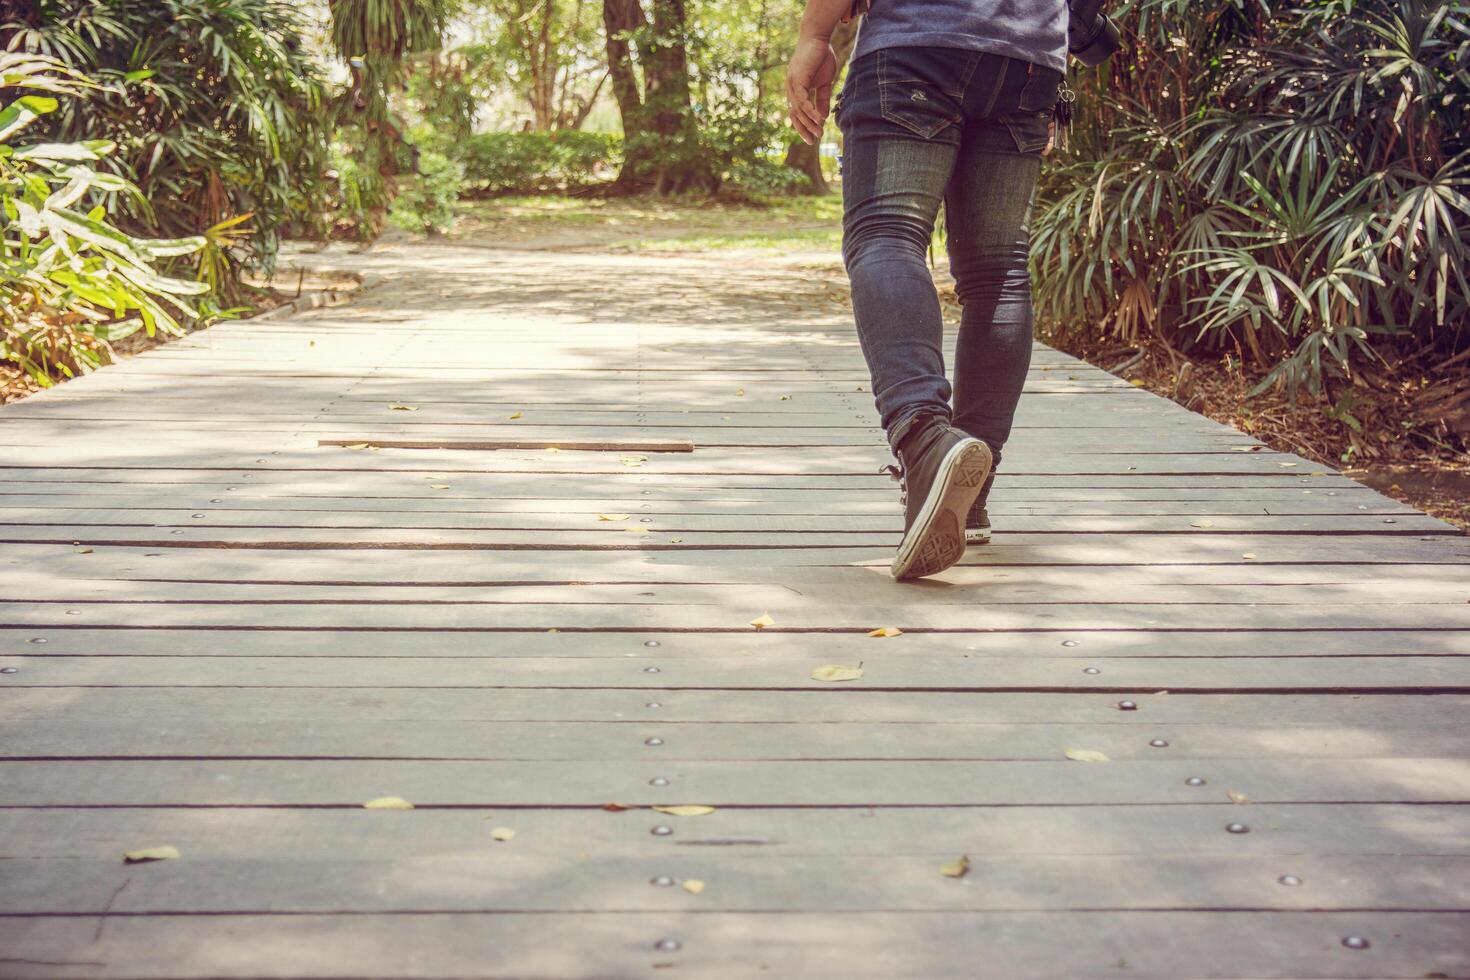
left=835, top=46, right=1059, bottom=467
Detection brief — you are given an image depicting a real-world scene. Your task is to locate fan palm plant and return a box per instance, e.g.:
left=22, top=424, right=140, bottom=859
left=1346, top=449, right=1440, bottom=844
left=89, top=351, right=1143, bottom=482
left=1032, top=0, right=1470, bottom=406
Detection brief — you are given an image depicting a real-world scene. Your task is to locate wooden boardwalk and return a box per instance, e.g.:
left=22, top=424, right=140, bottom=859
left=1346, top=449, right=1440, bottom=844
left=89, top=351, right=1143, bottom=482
left=1, top=242, right=1468, bottom=979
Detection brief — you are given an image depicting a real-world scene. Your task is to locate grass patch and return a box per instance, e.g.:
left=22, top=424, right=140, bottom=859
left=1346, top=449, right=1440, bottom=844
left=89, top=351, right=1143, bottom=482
left=616, top=227, right=842, bottom=252
left=448, top=192, right=843, bottom=252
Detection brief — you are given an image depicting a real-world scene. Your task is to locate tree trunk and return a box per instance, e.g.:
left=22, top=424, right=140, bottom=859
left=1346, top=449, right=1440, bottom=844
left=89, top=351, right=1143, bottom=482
left=602, top=0, right=652, bottom=187
left=783, top=17, right=858, bottom=194
left=602, top=0, right=717, bottom=193
left=644, top=0, right=717, bottom=193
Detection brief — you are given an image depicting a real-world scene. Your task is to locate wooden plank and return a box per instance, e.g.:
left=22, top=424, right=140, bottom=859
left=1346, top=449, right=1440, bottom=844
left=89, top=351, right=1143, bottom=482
left=5, top=712, right=1466, bottom=760
left=4, top=599, right=1468, bottom=630
left=4, top=854, right=1467, bottom=914
left=0, top=506, right=1444, bottom=533
left=6, top=802, right=1465, bottom=859
left=6, top=654, right=1470, bottom=691
left=6, top=690, right=1466, bottom=726
left=6, top=624, right=1470, bottom=658
left=0, top=491, right=1424, bottom=516
left=3, top=757, right=1467, bottom=805
left=0, top=445, right=1360, bottom=475
left=1, top=911, right=1464, bottom=979
left=0, top=467, right=1378, bottom=488
left=7, top=572, right=1468, bottom=604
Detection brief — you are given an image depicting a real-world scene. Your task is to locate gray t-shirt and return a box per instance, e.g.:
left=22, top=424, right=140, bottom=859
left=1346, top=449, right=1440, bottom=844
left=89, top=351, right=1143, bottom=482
left=852, top=0, right=1068, bottom=74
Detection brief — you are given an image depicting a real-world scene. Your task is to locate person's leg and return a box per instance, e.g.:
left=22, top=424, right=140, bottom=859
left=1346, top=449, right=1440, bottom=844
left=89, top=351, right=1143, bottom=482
left=838, top=47, right=973, bottom=454
left=944, top=60, right=1052, bottom=473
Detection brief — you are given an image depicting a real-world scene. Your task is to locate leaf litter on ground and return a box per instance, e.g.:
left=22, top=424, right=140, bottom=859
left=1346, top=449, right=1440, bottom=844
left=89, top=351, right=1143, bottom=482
left=123, top=845, right=180, bottom=864
left=811, top=663, right=864, bottom=682
left=940, top=855, right=970, bottom=878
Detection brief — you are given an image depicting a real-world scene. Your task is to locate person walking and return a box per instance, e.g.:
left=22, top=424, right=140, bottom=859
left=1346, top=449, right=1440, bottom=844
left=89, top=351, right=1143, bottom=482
left=786, top=0, right=1068, bottom=580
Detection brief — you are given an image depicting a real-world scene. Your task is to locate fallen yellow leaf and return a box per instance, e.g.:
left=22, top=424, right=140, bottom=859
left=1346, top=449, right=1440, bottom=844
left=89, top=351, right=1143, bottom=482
left=735, top=388, right=745, bottom=396
left=1242, top=552, right=1257, bottom=560
left=430, top=484, right=450, bottom=490
left=681, top=879, right=706, bottom=894
left=625, top=526, right=652, bottom=534
left=811, top=664, right=863, bottom=682
left=940, top=855, right=970, bottom=878
left=670, top=537, right=683, bottom=543
left=1189, top=519, right=1214, bottom=528
left=653, top=805, right=716, bottom=816
left=598, top=514, right=631, bottom=521
left=1129, top=379, right=1146, bottom=386
left=545, top=446, right=562, bottom=453
left=344, top=443, right=369, bottom=450
left=868, top=626, right=903, bottom=638
left=1278, top=461, right=1298, bottom=468
left=363, top=796, right=414, bottom=810
left=750, top=612, right=775, bottom=629
left=74, top=546, right=93, bottom=554
left=1227, top=790, right=1250, bottom=804
left=507, top=411, right=523, bottom=420
left=1064, top=748, right=1110, bottom=763
left=388, top=403, right=417, bottom=411
left=123, top=845, right=179, bottom=864
left=491, top=827, right=516, bottom=841
left=778, top=394, right=792, bottom=401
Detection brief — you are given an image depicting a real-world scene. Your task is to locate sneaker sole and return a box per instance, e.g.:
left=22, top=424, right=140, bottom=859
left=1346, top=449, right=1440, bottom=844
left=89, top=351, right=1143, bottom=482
left=891, top=439, right=993, bottom=581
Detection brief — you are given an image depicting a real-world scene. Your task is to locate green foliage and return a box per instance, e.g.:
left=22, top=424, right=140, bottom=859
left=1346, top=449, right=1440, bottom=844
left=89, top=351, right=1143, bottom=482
left=3, top=0, right=332, bottom=295
left=1, top=54, right=209, bottom=386
left=458, top=131, right=621, bottom=193
left=1032, top=0, right=1470, bottom=397
left=460, top=0, right=606, bottom=130
left=326, top=0, right=454, bottom=228
left=388, top=148, right=464, bottom=232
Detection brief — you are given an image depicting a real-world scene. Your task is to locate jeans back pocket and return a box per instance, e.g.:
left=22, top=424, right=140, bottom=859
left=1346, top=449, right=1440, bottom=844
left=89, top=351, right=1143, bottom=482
left=997, top=109, right=1052, bottom=155
left=877, top=48, right=963, bottom=140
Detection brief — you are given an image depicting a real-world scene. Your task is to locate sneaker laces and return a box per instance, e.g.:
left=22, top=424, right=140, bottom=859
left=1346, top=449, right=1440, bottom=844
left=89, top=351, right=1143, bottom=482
left=879, top=463, right=906, bottom=506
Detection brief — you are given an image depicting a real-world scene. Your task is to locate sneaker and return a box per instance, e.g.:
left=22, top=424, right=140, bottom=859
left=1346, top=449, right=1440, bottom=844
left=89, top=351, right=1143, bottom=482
left=883, top=415, right=994, bottom=580
left=965, top=471, right=996, bottom=545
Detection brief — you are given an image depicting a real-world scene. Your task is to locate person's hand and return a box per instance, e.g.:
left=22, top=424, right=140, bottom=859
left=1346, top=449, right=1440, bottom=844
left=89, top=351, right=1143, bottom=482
left=786, top=36, right=838, bottom=145
left=1044, top=119, right=1056, bottom=156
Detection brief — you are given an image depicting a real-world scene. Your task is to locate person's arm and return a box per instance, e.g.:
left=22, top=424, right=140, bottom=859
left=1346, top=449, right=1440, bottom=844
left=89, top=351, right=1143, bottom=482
left=785, top=0, right=852, bottom=144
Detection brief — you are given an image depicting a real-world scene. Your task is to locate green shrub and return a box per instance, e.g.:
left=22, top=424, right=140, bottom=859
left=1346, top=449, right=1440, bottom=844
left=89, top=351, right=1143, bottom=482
left=3, top=0, right=331, bottom=295
left=458, top=131, right=621, bottom=194
left=1, top=54, right=209, bottom=386
left=1032, top=0, right=1470, bottom=398
left=725, top=155, right=808, bottom=197
left=388, top=149, right=464, bottom=234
